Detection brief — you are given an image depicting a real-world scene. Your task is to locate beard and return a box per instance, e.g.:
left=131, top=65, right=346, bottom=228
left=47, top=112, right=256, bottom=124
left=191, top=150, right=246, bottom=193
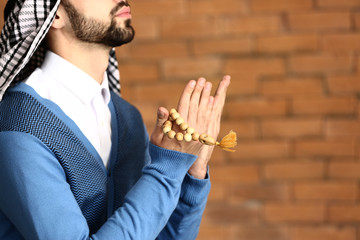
left=61, top=0, right=135, bottom=47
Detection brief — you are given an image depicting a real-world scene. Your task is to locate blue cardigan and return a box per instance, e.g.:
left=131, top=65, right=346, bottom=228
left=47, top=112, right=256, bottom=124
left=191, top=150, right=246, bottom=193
left=0, top=83, right=210, bottom=239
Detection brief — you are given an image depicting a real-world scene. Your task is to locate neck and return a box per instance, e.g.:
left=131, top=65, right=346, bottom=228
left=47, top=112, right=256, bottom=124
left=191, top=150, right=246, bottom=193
left=47, top=33, right=111, bottom=84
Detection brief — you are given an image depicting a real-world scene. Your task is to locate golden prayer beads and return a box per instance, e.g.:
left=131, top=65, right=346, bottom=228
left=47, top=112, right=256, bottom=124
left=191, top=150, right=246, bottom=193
left=162, top=108, right=237, bottom=152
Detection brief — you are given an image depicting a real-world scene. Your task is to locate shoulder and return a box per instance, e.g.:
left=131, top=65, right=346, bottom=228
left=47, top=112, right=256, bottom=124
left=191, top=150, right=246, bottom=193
left=0, top=131, right=59, bottom=174
left=0, top=131, right=55, bottom=157
left=0, top=83, right=59, bottom=130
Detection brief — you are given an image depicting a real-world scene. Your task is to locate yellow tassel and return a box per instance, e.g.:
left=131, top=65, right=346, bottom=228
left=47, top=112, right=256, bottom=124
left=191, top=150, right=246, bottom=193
left=216, top=130, right=237, bottom=152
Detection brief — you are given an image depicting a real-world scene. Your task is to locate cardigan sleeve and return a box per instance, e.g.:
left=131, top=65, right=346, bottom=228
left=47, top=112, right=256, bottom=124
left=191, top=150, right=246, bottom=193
left=138, top=129, right=211, bottom=240
left=0, top=131, right=198, bottom=240
left=157, top=171, right=211, bottom=240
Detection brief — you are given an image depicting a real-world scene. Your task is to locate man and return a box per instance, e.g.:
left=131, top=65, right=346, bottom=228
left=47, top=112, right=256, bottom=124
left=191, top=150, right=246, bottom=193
left=0, top=0, right=230, bottom=239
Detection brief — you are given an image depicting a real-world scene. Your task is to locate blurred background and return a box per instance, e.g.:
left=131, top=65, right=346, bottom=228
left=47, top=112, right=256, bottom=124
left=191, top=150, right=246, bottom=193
left=2, top=0, right=360, bottom=239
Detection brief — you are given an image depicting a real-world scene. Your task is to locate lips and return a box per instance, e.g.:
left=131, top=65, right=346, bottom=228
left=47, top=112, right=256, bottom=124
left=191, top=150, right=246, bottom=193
left=116, top=6, right=131, bottom=19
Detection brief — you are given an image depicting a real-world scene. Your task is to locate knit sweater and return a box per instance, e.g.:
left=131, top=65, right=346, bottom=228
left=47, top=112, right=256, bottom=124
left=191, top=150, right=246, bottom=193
left=0, top=83, right=211, bottom=240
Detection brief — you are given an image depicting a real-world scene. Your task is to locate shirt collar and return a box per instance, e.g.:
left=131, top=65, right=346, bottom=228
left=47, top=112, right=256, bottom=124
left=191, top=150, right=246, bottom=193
left=41, top=51, right=111, bottom=105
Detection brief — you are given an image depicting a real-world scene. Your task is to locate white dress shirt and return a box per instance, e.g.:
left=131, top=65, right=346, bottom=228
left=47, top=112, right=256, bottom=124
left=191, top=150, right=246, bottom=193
left=25, top=51, right=112, bottom=167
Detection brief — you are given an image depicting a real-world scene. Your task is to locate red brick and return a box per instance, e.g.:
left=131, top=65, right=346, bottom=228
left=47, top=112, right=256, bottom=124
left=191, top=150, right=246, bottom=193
left=295, top=139, right=356, bottom=157
left=264, top=161, right=325, bottom=180
left=131, top=82, right=185, bottom=102
left=226, top=99, right=288, bottom=118
left=207, top=183, right=226, bottom=203
left=354, top=12, right=360, bottom=30
left=317, top=0, right=360, bottom=8
left=251, top=0, right=313, bottom=13
left=197, top=224, right=234, bottom=240
left=225, top=75, right=258, bottom=96
left=208, top=147, right=227, bottom=165
left=230, top=183, right=290, bottom=202
left=326, top=119, right=360, bottom=137
left=220, top=120, right=258, bottom=140
left=189, top=0, right=247, bottom=15
left=7, top=0, right=360, bottom=238
left=288, top=11, right=351, bottom=31
left=289, top=226, right=356, bottom=240
left=294, top=181, right=357, bottom=200
left=329, top=161, right=360, bottom=178
left=293, top=96, right=356, bottom=115
left=128, top=100, right=159, bottom=126
left=322, top=33, right=360, bottom=51
left=329, top=205, right=360, bottom=222
left=219, top=16, right=283, bottom=35
left=327, top=74, right=360, bottom=94
left=262, top=118, right=322, bottom=138
left=131, top=0, right=185, bottom=17
left=162, top=57, right=221, bottom=79
left=264, top=203, right=326, bottom=222
left=230, top=141, right=290, bottom=160
left=117, top=81, right=131, bottom=101
left=115, top=45, right=131, bottom=61
left=192, top=37, right=253, bottom=56
left=201, top=75, right=257, bottom=96
left=261, top=77, right=324, bottom=97
left=123, top=41, right=188, bottom=60
left=161, top=16, right=217, bottom=39
left=0, top=1, right=5, bottom=29
left=290, top=53, right=353, bottom=74
left=225, top=58, right=285, bottom=77
left=210, top=165, right=260, bottom=184
left=131, top=18, right=158, bottom=40
left=204, top=203, right=260, bottom=224
left=119, top=63, right=158, bottom=83
left=235, top=226, right=288, bottom=240
left=257, top=34, right=319, bottom=53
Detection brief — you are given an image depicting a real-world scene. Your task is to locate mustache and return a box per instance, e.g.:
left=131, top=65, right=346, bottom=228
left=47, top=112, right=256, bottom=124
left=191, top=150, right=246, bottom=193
left=110, top=1, right=130, bottom=16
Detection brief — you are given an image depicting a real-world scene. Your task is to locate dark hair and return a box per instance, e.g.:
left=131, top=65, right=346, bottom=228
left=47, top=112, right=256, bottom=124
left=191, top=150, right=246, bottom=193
left=4, top=0, right=16, bottom=21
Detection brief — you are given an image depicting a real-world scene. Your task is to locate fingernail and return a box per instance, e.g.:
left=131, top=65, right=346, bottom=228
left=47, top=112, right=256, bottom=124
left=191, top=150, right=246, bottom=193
left=199, top=78, right=206, bottom=86
left=158, top=110, right=165, bottom=119
left=190, top=80, right=196, bottom=88
left=205, top=82, right=212, bottom=91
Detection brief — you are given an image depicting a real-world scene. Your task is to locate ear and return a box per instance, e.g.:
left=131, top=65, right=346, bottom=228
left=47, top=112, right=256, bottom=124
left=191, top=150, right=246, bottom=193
left=51, top=5, right=67, bottom=29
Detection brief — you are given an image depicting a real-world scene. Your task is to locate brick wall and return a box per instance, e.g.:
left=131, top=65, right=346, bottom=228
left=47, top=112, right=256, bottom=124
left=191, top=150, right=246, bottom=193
left=2, top=0, right=360, bottom=239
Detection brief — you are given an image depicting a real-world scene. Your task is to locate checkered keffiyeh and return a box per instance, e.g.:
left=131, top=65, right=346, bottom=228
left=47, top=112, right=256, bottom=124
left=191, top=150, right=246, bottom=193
left=0, top=0, right=121, bottom=101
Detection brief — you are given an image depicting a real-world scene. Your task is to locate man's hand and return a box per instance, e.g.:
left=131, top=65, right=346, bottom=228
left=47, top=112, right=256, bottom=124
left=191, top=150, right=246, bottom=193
left=150, top=75, right=231, bottom=178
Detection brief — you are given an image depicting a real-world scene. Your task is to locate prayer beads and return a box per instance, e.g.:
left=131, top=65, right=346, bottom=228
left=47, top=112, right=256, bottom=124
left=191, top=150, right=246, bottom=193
left=162, top=108, right=237, bottom=152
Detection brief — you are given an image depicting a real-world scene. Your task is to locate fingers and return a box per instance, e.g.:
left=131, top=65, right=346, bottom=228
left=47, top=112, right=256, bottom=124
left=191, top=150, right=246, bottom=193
left=204, top=96, right=214, bottom=134
left=177, top=80, right=196, bottom=121
left=150, top=107, right=169, bottom=144
left=177, top=76, right=229, bottom=134
left=213, top=75, right=230, bottom=119
left=213, top=75, right=230, bottom=107
left=197, top=82, right=213, bottom=131
left=150, top=75, right=230, bottom=158
left=187, top=78, right=206, bottom=124
left=209, top=75, right=230, bottom=137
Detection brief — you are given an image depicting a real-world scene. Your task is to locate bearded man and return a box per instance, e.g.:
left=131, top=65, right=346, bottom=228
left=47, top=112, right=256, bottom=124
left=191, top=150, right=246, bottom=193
left=0, top=0, right=230, bottom=239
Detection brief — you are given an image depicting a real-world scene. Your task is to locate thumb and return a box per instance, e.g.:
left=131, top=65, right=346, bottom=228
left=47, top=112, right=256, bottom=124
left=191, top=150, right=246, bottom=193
left=156, top=107, right=169, bottom=128
left=150, top=107, right=169, bottom=144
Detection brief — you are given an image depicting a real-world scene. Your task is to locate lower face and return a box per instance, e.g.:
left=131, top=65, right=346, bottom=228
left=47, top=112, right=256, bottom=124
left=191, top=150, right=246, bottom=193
left=62, top=0, right=135, bottom=47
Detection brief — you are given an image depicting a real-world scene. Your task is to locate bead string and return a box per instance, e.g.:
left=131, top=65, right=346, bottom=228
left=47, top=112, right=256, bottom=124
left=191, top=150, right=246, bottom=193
left=162, top=108, right=237, bottom=152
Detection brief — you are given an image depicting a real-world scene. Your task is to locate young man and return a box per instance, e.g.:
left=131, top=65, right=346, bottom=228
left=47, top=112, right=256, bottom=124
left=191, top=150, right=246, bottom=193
left=0, top=0, right=230, bottom=239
